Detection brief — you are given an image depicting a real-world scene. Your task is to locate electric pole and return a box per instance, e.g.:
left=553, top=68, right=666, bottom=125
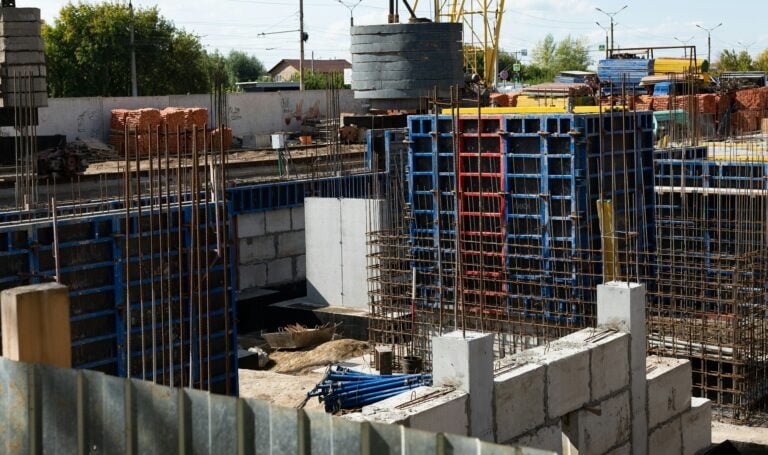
left=299, top=0, right=305, bottom=91
left=696, top=23, right=722, bottom=64
left=129, top=0, right=137, bottom=96
left=596, top=5, right=627, bottom=52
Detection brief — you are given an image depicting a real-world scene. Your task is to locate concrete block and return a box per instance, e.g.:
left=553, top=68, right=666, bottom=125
left=238, top=263, right=267, bottom=290
left=265, top=208, right=291, bottom=233
left=266, top=257, right=293, bottom=285
left=0, top=37, right=43, bottom=51
left=0, top=75, right=46, bottom=92
left=589, top=332, right=630, bottom=401
left=605, top=443, right=630, bottom=455
left=295, top=255, right=306, bottom=279
left=237, top=212, right=265, bottom=238
left=0, top=22, right=41, bottom=37
left=0, top=8, right=41, bottom=22
left=597, top=281, right=647, bottom=455
left=0, top=63, right=46, bottom=77
left=510, top=422, right=563, bottom=454
left=277, top=230, right=305, bottom=256
left=1, top=282, right=71, bottom=368
left=541, top=344, right=590, bottom=419
left=682, top=397, right=711, bottom=455
left=432, top=330, right=494, bottom=440
left=291, top=207, right=305, bottom=230
left=556, top=328, right=630, bottom=401
left=646, top=356, right=692, bottom=429
left=239, top=236, right=275, bottom=263
left=562, top=391, right=631, bottom=455
left=648, top=415, right=682, bottom=455
left=0, top=91, right=47, bottom=107
left=0, top=51, right=45, bottom=65
left=494, top=362, right=546, bottom=442
left=360, top=386, right=469, bottom=436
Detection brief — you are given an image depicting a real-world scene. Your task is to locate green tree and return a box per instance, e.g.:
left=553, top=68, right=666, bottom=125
left=528, top=34, right=591, bottom=83
left=227, top=50, right=265, bottom=83
left=752, top=49, right=768, bottom=73
left=290, top=71, right=348, bottom=90
left=716, top=49, right=754, bottom=72
left=43, top=2, right=210, bottom=97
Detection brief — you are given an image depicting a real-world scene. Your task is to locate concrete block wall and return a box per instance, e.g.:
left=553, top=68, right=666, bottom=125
left=237, top=207, right=305, bottom=291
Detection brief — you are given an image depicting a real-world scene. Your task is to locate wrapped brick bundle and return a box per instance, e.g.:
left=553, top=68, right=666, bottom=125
left=185, top=107, right=209, bottom=129
left=507, top=94, right=519, bottom=107
left=211, top=127, right=233, bottom=151
left=635, top=95, right=654, bottom=111
left=489, top=93, right=509, bottom=107
left=651, top=96, right=670, bottom=111
left=734, top=87, right=768, bottom=111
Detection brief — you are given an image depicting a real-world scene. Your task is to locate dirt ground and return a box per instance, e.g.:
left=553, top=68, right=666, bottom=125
left=712, top=420, right=768, bottom=446
left=237, top=338, right=370, bottom=410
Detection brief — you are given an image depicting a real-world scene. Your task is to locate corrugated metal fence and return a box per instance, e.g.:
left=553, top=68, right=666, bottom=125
left=0, top=357, right=546, bottom=455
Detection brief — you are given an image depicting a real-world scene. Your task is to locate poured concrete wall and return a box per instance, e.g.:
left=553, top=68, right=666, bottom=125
left=0, top=90, right=365, bottom=148
left=304, top=198, right=381, bottom=310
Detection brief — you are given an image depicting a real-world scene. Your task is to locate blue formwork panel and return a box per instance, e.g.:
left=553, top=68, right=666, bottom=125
left=502, top=111, right=656, bottom=323
left=407, top=115, right=457, bottom=308
left=0, top=200, right=239, bottom=395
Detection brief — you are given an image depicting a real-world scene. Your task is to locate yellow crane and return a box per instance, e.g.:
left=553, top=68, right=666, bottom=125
left=410, top=0, right=506, bottom=86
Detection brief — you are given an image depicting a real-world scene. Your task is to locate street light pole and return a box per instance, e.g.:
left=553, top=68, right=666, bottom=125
left=596, top=5, right=627, bottom=52
left=299, top=0, right=304, bottom=91
left=596, top=22, right=609, bottom=59
left=338, top=0, right=363, bottom=27
left=696, top=22, right=722, bottom=64
left=129, top=0, right=137, bottom=96
left=674, top=35, right=695, bottom=57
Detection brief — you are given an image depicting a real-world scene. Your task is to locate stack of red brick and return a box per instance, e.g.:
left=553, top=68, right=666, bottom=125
left=109, top=107, right=233, bottom=155
left=730, top=87, right=768, bottom=133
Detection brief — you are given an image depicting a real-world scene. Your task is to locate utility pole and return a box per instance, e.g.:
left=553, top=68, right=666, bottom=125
left=696, top=22, right=722, bottom=64
left=299, top=0, right=305, bottom=91
left=129, top=0, right=137, bottom=96
left=596, top=5, right=627, bottom=52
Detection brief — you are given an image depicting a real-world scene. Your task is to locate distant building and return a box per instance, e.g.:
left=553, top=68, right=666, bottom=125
left=267, top=59, right=351, bottom=81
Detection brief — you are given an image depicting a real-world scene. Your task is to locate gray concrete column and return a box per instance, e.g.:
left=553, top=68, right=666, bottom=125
left=597, top=281, right=647, bottom=455
left=432, top=330, right=494, bottom=440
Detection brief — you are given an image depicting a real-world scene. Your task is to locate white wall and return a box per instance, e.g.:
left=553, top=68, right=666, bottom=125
left=0, top=90, right=365, bottom=148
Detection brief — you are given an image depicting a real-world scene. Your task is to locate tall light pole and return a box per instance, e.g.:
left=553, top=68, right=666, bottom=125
left=299, top=0, right=305, bottom=91
left=129, top=0, right=137, bottom=96
left=737, top=40, right=756, bottom=54
left=674, top=35, right=695, bottom=57
left=338, top=0, right=363, bottom=27
left=595, top=5, right=627, bottom=52
left=596, top=22, right=610, bottom=59
left=696, top=22, right=722, bottom=64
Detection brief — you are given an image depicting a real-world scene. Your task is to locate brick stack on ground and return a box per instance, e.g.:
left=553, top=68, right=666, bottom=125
left=108, top=107, right=233, bottom=155
left=0, top=7, right=47, bottom=108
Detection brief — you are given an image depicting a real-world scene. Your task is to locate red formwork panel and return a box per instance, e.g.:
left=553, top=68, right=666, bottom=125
left=456, top=115, right=507, bottom=314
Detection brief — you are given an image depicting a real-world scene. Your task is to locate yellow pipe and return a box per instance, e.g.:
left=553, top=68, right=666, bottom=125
left=440, top=106, right=625, bottom=115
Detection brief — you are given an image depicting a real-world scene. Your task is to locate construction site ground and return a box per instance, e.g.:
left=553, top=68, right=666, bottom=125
left=237, top=336, right=370, bottom=410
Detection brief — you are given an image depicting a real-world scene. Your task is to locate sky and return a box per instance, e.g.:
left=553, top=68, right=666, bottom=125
left=18, top=0, right=768, bottom=70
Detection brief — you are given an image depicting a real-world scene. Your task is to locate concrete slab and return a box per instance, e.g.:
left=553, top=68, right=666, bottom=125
left=682, top=397, right=711, bottom=455
left=648, top=415, right=682, bottom=455
left=646, top=355, right=692, bottom=429
left=269, top=297, right=369, bottom=340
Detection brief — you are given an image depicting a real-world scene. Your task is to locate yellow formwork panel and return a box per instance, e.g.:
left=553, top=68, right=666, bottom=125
left=440, top=106, right=625, bottom=115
